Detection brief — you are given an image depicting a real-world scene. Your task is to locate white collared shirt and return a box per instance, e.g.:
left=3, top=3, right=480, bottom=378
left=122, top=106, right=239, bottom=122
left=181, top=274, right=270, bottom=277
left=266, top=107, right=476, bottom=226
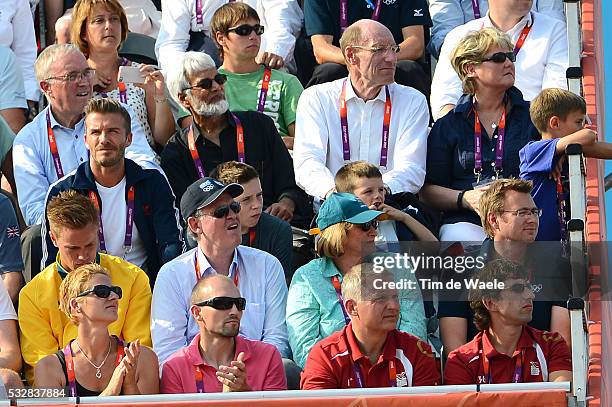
left=13, top=104, right=161, bottom=225
left=430, top=10, right=568, bottom=120
left=155, top=0, right=303, bottom=70
left=150, top=245, right=289, bottom=365
left=293, top=77, right=430, bottom=199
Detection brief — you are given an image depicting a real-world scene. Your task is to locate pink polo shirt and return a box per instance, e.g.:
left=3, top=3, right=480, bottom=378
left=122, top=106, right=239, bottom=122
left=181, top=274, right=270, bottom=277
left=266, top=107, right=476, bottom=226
left=160, top=333, right=287, bottom=393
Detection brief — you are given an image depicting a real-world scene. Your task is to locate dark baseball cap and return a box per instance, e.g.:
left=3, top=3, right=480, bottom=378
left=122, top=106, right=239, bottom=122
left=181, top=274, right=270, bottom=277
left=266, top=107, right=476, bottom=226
left=180, top=177, right=244, bottom=220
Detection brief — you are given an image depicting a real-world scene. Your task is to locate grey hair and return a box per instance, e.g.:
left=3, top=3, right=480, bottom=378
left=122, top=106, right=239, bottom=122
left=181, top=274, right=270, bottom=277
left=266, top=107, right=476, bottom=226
left=35, top=44, right=83, bottom=82
left=166, top=51, right=217, bottom=105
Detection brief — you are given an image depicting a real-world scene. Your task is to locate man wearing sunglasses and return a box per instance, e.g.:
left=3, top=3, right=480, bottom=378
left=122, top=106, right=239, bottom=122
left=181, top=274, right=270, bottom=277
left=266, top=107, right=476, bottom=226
left=151, top=177, right=289, bottom=367
left=445, top=259, right=572, bottom=385
left=161, top=274, right=286, bottom=392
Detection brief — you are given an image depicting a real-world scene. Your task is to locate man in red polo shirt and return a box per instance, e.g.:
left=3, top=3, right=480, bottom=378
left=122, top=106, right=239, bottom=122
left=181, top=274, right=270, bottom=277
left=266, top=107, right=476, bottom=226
left=160, top=274, right=286, bottom=393
left=300, top=264, right=439, bottom=389
left=444, top=259, right=572, bottom=385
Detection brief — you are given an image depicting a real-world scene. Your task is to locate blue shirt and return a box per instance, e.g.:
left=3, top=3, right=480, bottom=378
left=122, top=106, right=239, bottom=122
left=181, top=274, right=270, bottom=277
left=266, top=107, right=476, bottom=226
left=519, top=138, right=564, bottom=242
left=425, top=86, right=539, bottom=225
left=0, top=194, right=23, bottom=274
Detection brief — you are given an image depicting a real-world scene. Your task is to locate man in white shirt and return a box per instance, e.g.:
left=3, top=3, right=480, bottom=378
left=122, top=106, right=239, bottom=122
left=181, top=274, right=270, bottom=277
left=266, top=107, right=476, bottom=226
left=151, top=177, right=289, bottom=364
left=155, top=0, right=303, bottom=71
left=430, top=0, right=568, bottom=120
left=293, top=19, right=430, bottom=200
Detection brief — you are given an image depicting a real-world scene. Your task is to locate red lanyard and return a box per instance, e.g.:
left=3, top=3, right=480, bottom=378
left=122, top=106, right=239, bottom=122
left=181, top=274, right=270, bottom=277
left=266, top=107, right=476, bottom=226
left=248, top=228, right=256, bottom=247
left=187, top=114, right=246, bottom=178
left=331, top=276, right=350, bottom=325
left=482, top=349, right=524, bottom=384
left=513, top=16, right=533, bottom=56
left=64, top=337, right=125, bottom=397
left=194, top=365, right=205, bottom=393
left=471, top=0, right=481, bottom=19
left=340, top=0, right=382, bottom=33
left=352, top=359, right=398, bottom=388
left=194, top=251, right=239, bottom=286
left=339, top=80, right=392, bottom=169
left=88, top=186, right=136, bottom=254
left=473, top=106, right=506, bottom=182
left=118, top=81, right=128, bottom=103
left=257, top=68, right=272, bottom=113
left=47, top=110, right=65, bottom=179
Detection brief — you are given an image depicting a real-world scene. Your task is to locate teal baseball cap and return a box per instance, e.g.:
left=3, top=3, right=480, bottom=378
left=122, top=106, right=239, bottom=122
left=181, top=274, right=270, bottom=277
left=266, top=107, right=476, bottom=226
left=311, top=192, right=383, bottom=234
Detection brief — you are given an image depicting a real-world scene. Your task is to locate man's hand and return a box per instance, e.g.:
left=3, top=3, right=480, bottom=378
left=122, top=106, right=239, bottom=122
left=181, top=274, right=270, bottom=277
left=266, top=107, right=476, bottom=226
left=265, top=197, right=295, bottom=222
left=462, top=187, right=489, bottom=217
left=255, top=52, right=285, bottom=69
left=217, top=352, right=250, bottom=392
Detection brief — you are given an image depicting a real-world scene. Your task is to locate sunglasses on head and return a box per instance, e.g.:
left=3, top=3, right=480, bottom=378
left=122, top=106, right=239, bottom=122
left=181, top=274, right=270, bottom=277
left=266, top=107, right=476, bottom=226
left=507, top=282, right=532, bottom=294
left=195, top=296, right=247, bottom=311
left=185, top=73, right=227, bottom=91
left=227, top=24, right=264, bottom=36
left=77, top=284, right=123, bottom=299
left=481, top=51, right=516, bottom=63
left=357, top=220, right=378, bottom=232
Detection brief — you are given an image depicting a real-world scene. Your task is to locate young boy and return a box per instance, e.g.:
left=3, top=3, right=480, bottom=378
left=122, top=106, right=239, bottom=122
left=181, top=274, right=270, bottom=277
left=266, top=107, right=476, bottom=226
left=520, top=88, right=612, bottom=242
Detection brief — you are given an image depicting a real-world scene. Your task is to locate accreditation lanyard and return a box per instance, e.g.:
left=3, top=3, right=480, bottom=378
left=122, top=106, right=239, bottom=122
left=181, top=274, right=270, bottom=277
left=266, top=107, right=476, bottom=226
left=257, top=68, right=272, bottom=113
left=88, top=186, right=136, bottom=254
left=353, top=359, right=397, bottom=388
left=194, top=251, right=239, bottom=286
left=248, top=228, right=256, bottom=247
left=482, top=349, right=523, bottom=384
left=471, top=0, right=481, bottom=19
left=339, top=80, right=391, bottom=169
left=100, top=58, right=129, bottom=102
left=473, top=106, right=506, bottom=181
left=194, top=365, right=206, bottom=393
left=513, top=16, right=533, bottom=56
left=64, top=337, right=125, bottom=397
left=331, top=276, right=350, bottom=325
left=196, top=0, right=236, bottom=24
left=47, top=110, right=64, bottom=179
left=556, top=178, right=569, bottom=251
left=187, top=113, right=246, bottom=178
left=340, top=0, right=382, bottom=33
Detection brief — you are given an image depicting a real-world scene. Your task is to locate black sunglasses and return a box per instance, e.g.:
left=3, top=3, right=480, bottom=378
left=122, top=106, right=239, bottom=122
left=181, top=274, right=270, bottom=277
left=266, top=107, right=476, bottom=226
left=184, top=73, right=227, bottom=91
left=227, top=24, right=264, bottom=36
left=357, top=220, right=378, bottom=232
left=195, top=296, right=247, bottom=311
left=203, top=201, right=241, bottom=219
left=507, top=282, right=532, bottom=294
left=77, top=284, right=123, bottom=299
left=481, top=51, right=516, bottom=63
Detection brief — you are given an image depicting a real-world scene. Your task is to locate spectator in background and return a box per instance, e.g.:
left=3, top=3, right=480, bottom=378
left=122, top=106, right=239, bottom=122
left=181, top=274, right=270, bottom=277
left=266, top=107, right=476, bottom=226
left=0, top=46, right=27, bottom=135
left=0, top=281, right=22, bottom=392
left=155, top=0, right=303, bottom=71
left=421, top=29, right=539, bottom=242
left=0, top=116, right=17, bottom=195
left=210, top=161, right=293, bottom=282
left=430, top=0, right=568, bottom=120
left=70, top=0, right=175, bottom=157
left=293, top=20, right=429, bottom=200
left=428, top=0, right=565, bottom=59
left=212, top=2, right=303, bottom=150
left=163, top=52, right=303, bottom=223
left=13, top=44, right=160, bottom=226
left=35, top=263, right=159, bottom=395
left=161, top=274, right=286, bottom=393
left=0, top=192, right=24, bottom=305
left=41, top=99, right=184, bottom=283
left=19, top=190, right=152, bottom=384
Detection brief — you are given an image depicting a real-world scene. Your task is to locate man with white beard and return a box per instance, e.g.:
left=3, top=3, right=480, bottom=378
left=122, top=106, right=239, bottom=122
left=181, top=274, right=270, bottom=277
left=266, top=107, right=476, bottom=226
left=162, top=52, right=302, bottom=223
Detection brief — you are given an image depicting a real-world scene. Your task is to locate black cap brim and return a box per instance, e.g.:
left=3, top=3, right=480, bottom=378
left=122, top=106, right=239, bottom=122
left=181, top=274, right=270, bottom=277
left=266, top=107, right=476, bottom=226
left=194, top=182, right=244, bottom=213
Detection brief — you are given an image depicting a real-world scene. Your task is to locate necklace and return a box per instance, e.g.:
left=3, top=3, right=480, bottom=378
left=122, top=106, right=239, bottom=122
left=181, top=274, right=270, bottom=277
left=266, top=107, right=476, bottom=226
left=75, top=338, right=112, bottom=379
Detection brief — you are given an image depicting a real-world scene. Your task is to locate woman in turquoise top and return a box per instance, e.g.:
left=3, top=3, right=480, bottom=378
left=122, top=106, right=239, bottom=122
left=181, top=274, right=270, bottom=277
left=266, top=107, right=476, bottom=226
left=286, top=193, right=427, bottom=368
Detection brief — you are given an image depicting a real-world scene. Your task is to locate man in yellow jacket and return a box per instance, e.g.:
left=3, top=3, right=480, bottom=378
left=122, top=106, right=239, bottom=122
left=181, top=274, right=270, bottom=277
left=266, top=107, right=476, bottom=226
left=19, top=190, right=152, bottom=384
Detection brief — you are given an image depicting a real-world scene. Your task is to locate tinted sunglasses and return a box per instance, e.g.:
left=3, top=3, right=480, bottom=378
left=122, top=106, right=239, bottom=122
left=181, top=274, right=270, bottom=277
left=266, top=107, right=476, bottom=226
left=77, top=284, right=123, bottom=299
left=507, top=282, right=532, bottom=294
left=204, top=201, right=241, bottom=219
left=227, top=24, right=264, bottom=36
left=481, top=51, right=516, bottom=63
left=195, top=296, right=247, bottom=311
left=185, top=73, right=227, bottom=91
left=357, top=220, right=378, bottom=232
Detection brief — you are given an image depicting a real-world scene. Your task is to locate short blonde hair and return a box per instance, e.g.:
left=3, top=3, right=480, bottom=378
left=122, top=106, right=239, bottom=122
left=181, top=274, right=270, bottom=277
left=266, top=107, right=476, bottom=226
left=451, top=28, right=514, bottom=95
left=530, top=88, right=587, bottom=134
left=71, top=0, right=128, bottom=56
left=316, top=222, right=352, bottom=258
left=59, top=263, right=110, bottom=325
left=339, top=23, right=364, bottom=58
left=479, top=179, right=534, bottom=238
left=335, top=161, right=382, bottom=194
left=47, top=190, right=99, bottom=237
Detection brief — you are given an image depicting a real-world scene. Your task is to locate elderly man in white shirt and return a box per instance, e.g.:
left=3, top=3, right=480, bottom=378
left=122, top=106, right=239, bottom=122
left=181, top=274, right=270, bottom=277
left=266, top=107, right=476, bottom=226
left=151, top=177, right=289, bottom=365
left=12, top=44, right=160, bottom=226
left=155, top=0, right=303, bottom=71
left=293, top=19, right=430, bottom=200
left=430, top=0, right=568, bottom=120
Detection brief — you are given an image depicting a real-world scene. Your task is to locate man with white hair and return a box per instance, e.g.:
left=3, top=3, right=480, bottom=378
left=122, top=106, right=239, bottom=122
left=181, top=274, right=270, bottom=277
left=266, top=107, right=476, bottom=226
left=161, top=51, right=303, bottom=223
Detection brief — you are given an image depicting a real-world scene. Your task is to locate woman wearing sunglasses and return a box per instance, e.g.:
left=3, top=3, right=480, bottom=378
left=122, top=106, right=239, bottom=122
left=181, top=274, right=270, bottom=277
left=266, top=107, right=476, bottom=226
left=286, top=193, right=427, bottom=369
left=421, top=28, right=540, bottom=242
left=34, top=264, right=159, bottom=396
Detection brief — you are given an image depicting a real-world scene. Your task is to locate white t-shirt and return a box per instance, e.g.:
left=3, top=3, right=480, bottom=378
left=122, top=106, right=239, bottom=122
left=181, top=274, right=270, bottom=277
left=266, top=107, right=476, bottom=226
left=96, top=177, right=147, bottom=267
left=0, top=282, right=16, bottom=321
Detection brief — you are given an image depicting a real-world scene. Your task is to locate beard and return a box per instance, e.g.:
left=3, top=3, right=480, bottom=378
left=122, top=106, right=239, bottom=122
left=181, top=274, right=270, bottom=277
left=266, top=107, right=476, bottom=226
left=192, top=98, right=229, bottom=117
left=93, top=146, right=125, bottom=167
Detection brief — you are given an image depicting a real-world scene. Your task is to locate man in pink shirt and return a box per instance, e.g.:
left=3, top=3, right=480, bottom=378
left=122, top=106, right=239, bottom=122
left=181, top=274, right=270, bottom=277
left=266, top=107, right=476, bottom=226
left=161, top=274, right=287, bottom=393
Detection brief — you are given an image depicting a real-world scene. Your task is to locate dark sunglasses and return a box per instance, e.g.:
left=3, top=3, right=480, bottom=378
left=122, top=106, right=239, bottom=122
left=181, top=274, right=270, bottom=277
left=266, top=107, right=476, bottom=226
left=204, top=201, right=241, bottom=219
left=195, top=296, right=247, bottom=311
left=77, top=284, right=123, bottom=299
left=481, top=51, right=516, bottom=63
left=184, top=73, right=227, bottom=91
left=357, top=220, right=378, bottom=232
left=507, top=282, right=532, bottom=294
left=227, top=24, right=264, bottom=36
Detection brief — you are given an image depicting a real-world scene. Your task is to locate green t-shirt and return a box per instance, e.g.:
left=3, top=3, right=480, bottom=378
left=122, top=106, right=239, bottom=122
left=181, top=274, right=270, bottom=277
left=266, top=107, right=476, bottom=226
left=218, top=66, right=303, bottom=137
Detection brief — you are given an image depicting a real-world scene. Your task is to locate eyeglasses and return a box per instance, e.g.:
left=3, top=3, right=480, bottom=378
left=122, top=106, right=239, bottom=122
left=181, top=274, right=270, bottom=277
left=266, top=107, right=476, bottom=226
left=227, top=24, right=264, bottom=36
left=481, top=51, right=516, bottom=63
left=356, top=220, right=378, bottom=231
left=506, top=282, right=533, bottom=294
left=195, top=296, right=247, bottom=311
left=45, top=68, right=96, bottom=83
left=350, top=44, right=400, bottom=55
left=202, top=201, right=241, bottom=219
left=184, top=74, right=227, bottom=91
left=77, top=284, right=123, bottom=299
left=501, top=208, right=542, bottom=218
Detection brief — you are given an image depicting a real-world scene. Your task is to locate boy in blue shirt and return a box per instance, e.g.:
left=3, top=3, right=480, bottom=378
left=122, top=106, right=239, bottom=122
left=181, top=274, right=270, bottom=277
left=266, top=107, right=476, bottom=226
left=520, top=88, right=612, bottom=242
